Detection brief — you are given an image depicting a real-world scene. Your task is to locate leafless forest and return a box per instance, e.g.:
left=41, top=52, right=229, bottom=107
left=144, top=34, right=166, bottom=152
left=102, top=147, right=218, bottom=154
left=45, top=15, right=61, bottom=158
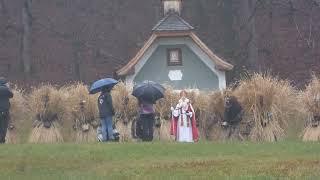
left=0, top=0, right=320, bottom=87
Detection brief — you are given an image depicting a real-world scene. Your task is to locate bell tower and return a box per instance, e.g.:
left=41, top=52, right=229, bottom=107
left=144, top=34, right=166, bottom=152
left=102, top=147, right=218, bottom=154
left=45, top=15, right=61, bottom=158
left=163, top=0, right=182, bottom=15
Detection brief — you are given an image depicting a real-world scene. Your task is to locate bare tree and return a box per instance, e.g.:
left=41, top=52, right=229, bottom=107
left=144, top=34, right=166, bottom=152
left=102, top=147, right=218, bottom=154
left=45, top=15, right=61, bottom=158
left=21, top=0, right=32, bottom=74
left=240, top=0, right=260, bottom=71
left=222, top=0, right=239, bottom=82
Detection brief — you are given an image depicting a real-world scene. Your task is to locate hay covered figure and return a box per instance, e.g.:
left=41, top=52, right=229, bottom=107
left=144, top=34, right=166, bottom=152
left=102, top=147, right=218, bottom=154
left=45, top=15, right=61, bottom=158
left=186, top=91, right=207, bottom=139
left=201, top=90, right=245, bottom=141
left=222, top=95, right=244, bottom=127
left=6, top=86, right=27, bottom=144
left=28, top=85, right=66, bottom=143
left=112, top=82, right=138, bottom=142
left=72, top=100, right=99, bottom=142
left=67, top=84, right=99, bottom=142
left=201, top=91, right=225, bottom=140
left=152, top=86, right=180, bottom=141
left=170, top=90, right=199, bottom=142
left=302, top=75, right=320, bottom=141
left=234, top=73, right=298, bottom=142
left=220, top=95, right=245, bottom=140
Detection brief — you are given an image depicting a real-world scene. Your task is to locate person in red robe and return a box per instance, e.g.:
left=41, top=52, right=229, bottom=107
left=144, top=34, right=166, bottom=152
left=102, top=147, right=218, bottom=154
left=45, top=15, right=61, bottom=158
left=170, top=90, right=199, bottom=142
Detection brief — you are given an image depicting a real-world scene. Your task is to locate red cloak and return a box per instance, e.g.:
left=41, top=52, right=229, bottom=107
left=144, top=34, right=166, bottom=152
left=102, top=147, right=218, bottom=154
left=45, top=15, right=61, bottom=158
left=170, top=104, right=199, bottom=141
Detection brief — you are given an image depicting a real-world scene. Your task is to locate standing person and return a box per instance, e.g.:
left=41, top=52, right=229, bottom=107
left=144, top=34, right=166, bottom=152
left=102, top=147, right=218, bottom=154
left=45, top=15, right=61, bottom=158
left=98, top=87, right=115, bottom=142
left=171, top=90, right=199, bottom=142
left=138, top=98, right=155, bottom=141
left=132, top=81, right=165, bottom=141
left=0, top=77, right=13, bottom=143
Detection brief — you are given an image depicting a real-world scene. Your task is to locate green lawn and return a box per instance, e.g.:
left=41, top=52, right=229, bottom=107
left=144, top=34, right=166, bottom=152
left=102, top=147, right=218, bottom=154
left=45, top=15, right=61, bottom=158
left=0, top=141, right=319, bottom=180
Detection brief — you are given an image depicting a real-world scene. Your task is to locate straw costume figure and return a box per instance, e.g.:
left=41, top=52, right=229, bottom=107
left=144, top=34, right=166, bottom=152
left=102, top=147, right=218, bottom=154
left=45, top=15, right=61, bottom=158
left=28, top=85, right=65, bottom=143
left=66, top=83, right=99, bottom=142
left=153, top=86, right=179, bottom=141
left=302, top=75, right=320, bottom=141
left=234, top=73, right=298, bottom=142
left=72, top=100, right=99, bottom=142
left=220, top=95, right=245, bottom=140
left=6, top=87, right=26, bottom=144
left=201, top=91, right=225, bottom=140
left=112, top=83, right=138, bottom=142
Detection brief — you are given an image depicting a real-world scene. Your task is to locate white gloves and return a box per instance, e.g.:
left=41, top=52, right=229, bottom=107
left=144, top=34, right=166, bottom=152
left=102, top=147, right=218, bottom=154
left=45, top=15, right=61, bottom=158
left=186, top=112, right=193, bottom=118
left=172, top=109, right=180, bottom=117
left=171, top=106, right=192, bottom=117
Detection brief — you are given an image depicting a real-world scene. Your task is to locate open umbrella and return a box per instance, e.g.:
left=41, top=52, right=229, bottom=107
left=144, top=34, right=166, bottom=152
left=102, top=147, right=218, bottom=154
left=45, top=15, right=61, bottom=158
left=132, top=81, right=165, bottom=103
left=89, top=78, right=118, bottom=94
left=0, top=86, right=13, bottom=98
left=0, top=77, right=7, bottom=85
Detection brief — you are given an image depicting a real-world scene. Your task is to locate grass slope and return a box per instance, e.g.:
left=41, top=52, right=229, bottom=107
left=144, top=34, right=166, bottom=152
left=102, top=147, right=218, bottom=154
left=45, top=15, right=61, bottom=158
left=0, top=141, right=319, bottom=180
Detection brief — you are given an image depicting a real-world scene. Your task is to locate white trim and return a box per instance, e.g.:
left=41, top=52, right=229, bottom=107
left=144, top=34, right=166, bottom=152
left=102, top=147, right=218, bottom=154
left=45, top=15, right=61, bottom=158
left=126, top=37, right=227, bottom=90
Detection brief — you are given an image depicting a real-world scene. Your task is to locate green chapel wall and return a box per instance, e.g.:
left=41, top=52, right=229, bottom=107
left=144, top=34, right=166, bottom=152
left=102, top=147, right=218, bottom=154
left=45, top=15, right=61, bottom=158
left=133, top=44, right=219, bottom=90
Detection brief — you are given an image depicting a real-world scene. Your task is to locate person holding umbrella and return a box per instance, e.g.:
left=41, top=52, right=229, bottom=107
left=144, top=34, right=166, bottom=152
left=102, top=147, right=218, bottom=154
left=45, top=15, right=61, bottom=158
left=137, top=98, right=155, bottom=141
left=0, top=77, right=13, bottom=144
left=90, top=78, right=118, bottom=142
left=132, top=81, right=165, bottom=141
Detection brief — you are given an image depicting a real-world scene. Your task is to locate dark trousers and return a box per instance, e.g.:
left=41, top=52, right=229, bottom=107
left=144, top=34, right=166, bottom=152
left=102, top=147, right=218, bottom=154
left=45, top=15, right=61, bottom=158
left=0, top=111, right=9, bottom=143
left=140, top=114, right=154, bottom=141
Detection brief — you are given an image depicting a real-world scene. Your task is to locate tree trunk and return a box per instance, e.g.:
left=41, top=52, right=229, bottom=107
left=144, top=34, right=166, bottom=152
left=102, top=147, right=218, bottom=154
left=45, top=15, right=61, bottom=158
left=223, top=0, right=236, bottom=56
left=241, top=0, right=259, bottom=71
left=0, top=0, right=8, bottom=38
left=21, top=0, right=32, bottom=74
left=222, top=0, right=238, bottom=83
left=72, top=41, right=82, bottom=81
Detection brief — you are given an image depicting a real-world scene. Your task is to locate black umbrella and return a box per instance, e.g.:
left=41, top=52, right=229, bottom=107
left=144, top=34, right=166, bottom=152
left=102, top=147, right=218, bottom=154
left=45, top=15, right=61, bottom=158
left=0, top=77, right=7, bottom=85
left=0, top=86, right=13, bottom=98
left=132, top=81, right=165, bottom=103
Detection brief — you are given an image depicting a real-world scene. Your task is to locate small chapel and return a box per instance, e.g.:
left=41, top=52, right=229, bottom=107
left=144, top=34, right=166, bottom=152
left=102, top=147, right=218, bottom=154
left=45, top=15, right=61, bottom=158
left=116, top=0, right=233, bottom=90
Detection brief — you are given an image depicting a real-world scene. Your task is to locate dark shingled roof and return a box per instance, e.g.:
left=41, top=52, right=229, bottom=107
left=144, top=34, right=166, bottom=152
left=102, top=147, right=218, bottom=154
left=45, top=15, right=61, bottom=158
left=152, top=13, right=194, bottom=31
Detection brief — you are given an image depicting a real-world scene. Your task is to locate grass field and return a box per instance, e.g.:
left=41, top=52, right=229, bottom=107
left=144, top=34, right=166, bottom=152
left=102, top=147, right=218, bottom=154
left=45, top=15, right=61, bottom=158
left=0, top=141, right=319, bottom=180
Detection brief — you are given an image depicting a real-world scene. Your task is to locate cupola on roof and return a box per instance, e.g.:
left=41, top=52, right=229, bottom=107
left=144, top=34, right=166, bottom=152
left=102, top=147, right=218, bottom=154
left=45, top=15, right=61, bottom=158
left=163, top=0, right=182, bottom=15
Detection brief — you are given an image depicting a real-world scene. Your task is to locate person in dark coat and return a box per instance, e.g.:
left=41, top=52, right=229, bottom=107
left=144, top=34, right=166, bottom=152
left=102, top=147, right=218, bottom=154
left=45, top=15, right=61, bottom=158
left=222, top=95, right=244, bottom=127
left=138, top=98, right=155, bottom=141
left=0, top=77, right=13, bottom=143
left=98, top=87, right=115, bottom=141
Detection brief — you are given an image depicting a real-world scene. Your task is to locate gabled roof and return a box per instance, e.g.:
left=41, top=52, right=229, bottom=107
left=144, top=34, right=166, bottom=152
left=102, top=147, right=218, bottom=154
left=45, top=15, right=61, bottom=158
left=152, top=12, right=194, bottom=32
left=116, top=31, right=234, bottom=76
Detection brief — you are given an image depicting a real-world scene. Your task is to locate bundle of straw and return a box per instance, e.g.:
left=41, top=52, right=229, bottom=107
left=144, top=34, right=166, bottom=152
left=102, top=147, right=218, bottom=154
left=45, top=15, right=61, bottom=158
left=153, top=119, right=175, bottom=142
left=202, top=90, right=228, bottom=140
left=28, top=122, right=64, bottom=143
left=153, top=86, right=176, bottom=141
left=188, top=91, right=209, bottom=139
left=155, top=85, right=179, bottom=121
left=234, top=73, right=299, bottom=142
left=65, top=83, right=100, bottom=142
left=301, top=74, right=320, bottom=141
left=302, top=125, right=320, bottom=141
left=6, top=86, right=27, bottom=144
left=112, top=82, right=138, bottom=142
left=302, top=75, right=320, bottom=116
left=115, top=120, right=134, bottom=142
left=27, top=85, right=67, bottom=143
left=201, top=89, right=248, bottom=141
left=112, top=82, right=138, bottom=123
